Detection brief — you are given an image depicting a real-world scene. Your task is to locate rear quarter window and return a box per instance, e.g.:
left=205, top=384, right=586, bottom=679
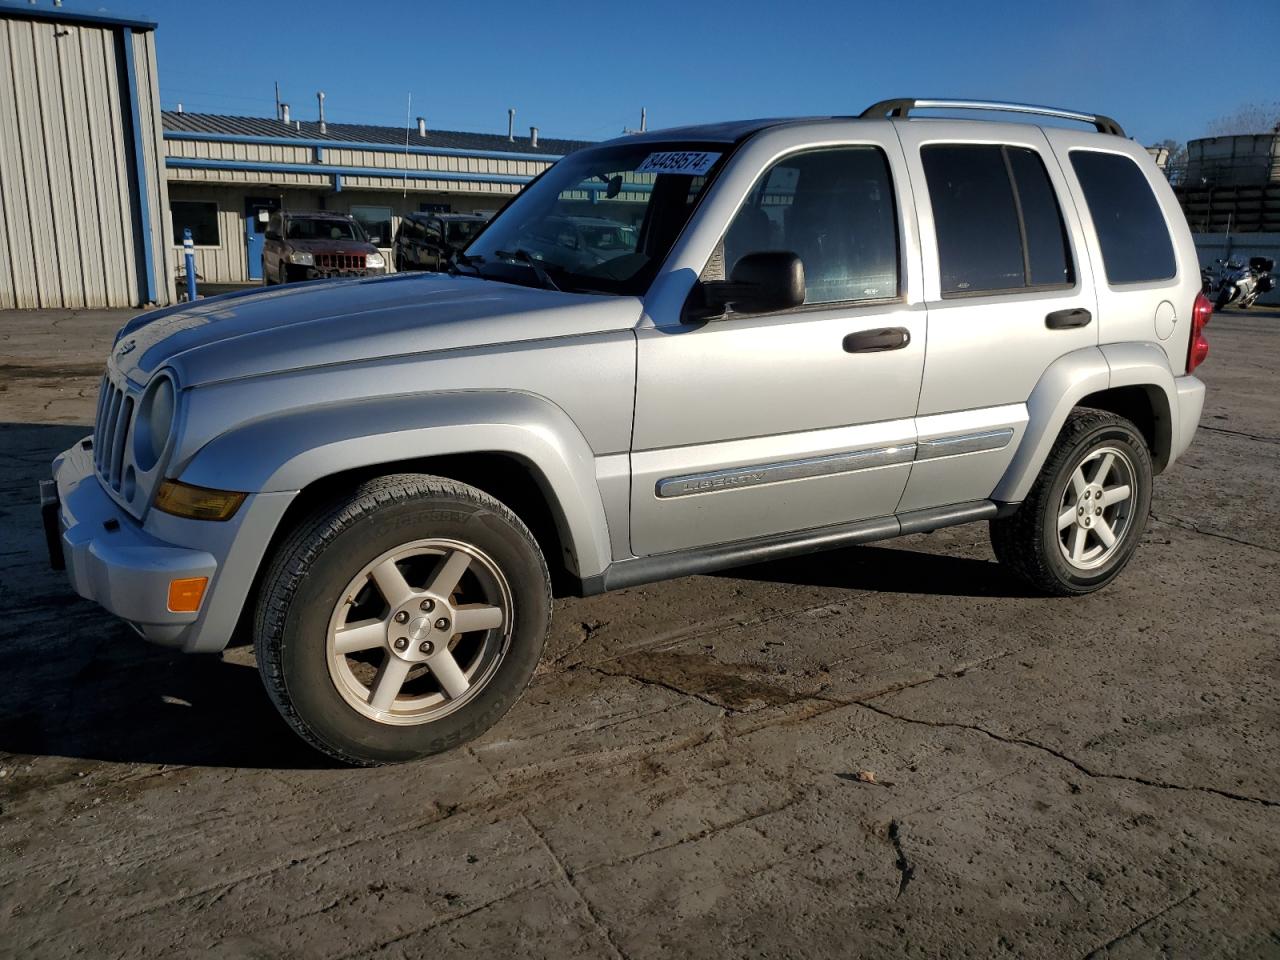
left=1069, top=151, right=1176, bottom=285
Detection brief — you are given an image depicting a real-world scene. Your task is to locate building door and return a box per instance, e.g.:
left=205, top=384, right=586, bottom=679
left=244, top=198, right=280, bottom=280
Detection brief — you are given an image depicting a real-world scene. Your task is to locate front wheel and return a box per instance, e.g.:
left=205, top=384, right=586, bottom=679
left=255, top=475, right=551, bottom=765
left=990, top=409, right=1152, bottom=596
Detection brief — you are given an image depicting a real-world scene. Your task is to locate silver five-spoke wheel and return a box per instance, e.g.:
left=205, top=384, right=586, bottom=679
left=327, top=539, right=512, bottom=725
left=1057, top=446, right=1135, bottom=570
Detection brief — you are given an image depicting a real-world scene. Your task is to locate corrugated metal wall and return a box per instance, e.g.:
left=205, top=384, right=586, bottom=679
left=0, top=15, right=172, bottom=308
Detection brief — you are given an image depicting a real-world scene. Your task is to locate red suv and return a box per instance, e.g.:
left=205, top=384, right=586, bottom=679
left=263, top=211, right=387, bottom=284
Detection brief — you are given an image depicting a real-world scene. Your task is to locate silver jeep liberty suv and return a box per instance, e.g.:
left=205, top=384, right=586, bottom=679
left=43, top=99, right=1211, bottom=765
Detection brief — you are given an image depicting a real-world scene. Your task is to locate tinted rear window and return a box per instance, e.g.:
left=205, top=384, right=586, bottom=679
left=1070, top=151, right=1176, bottom=284
left=1007, top=147, right=1073, bottom=287
left=923, top=145, right=1025, bottom=294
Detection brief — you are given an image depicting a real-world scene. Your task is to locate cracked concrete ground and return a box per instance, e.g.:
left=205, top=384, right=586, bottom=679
left=1, top=306, right=1278, bottom=958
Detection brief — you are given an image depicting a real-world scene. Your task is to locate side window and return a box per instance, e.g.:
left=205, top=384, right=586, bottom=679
left=707, top=146, right=900, bottom=305
left=922, top=144, right=1074, bottom=296
left=1069, top=151, right=1176, bottom=285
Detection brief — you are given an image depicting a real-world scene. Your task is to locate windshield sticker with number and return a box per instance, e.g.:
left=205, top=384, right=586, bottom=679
left=636, top=151, right=722, bottom=176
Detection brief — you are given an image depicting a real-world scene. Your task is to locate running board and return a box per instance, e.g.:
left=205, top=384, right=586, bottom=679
left=577, top=500, right=1004, bottom=596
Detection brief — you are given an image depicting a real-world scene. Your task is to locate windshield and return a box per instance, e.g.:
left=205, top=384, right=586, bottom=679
left=446, top=220, right=483, bottom=245
left=287, top=218, right=363, bottom=242
left=464, top=142, right=727, bottom=295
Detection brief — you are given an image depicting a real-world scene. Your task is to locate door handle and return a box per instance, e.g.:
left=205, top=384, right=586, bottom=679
left=1045, top=308, right=1092, bottom=329
left=843, top=327, right=911, bottom=353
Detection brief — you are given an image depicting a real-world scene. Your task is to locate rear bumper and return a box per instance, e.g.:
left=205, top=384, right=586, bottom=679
left=50, top=439, right=216, bottom=646
left=1171, top=374, right=1206, bottom=464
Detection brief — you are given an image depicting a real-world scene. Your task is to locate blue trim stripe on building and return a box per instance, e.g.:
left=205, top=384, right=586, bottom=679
left=164, top=130, right=563, bottom=164
left=121, top=27, right=157, bottom=304
left=166, top=156, right=538, bottom=187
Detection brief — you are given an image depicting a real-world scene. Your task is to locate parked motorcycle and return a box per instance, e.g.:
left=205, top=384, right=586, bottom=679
left=1207, top=256, right=1275, bottom=310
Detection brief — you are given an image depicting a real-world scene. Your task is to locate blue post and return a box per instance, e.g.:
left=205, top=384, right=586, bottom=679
left=183, top=227, right=198, bottom=301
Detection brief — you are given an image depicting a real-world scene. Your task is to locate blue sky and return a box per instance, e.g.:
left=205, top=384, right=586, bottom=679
left=132, top=0, right=1279, bottom=146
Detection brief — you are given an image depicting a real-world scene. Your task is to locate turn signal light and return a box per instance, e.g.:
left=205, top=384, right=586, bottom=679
left=154, top=480, right=246, bottom=521
left=1187, top=291, right=1212, bottom=373
left=167, top=576, right=209, bottom=613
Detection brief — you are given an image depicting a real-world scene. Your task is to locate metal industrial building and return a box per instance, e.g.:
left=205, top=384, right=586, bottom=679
left=0, top=0, right=173, bottom=309
left=163, top=112, right=587, bottom=285
left=0, top=0, right=588, bottom=306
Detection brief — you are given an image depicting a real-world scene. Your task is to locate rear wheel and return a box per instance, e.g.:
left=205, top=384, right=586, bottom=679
left=991, top=409, right=1152, bottom=596
left=255, top=474, right=551, bottom=765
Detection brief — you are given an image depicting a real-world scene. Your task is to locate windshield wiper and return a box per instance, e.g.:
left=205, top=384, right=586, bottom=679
left=494, top=249, right=560, bottom=291
left=447, top=251, right=484, bottom=277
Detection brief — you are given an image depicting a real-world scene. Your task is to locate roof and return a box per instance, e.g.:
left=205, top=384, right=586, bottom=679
left=600, top=117, right=833, bottom=147
left=0, top=0, right=156, bottom=30
left=162, top=112, right=592, bottom=157
left=404, top=212, right=487, bottom=222
left=281, top=211, right=354, bottom=220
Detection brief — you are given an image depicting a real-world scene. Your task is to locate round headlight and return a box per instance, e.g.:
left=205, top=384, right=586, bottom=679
left=134, top=375, right=175, bottom=471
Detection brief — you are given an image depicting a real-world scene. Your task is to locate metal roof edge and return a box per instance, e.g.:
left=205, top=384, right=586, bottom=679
left=0, top=0, right=157, bottom=31
left=163, top=130, right=563, bottom=163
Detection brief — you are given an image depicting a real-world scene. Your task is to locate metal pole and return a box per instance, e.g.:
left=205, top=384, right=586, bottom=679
left=183, top=227, right=197, bottom=301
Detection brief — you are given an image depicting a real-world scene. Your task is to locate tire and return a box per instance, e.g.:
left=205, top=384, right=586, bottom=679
left=255, top=474, right=551, bottom=765
left=1216, top=286, right=1234, bottom=310
left=279, top=264, right=289, bottom=287
left=990, top=408, right=1152, bottom=596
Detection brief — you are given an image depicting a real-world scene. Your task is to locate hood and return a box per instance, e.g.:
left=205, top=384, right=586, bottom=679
left=113, top=272, right=642, bottom=387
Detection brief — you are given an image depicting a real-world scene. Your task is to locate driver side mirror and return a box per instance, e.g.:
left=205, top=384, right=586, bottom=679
left=698, top=251, right=806, bottom=318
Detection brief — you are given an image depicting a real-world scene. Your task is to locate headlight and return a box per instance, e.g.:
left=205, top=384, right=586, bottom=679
left=288, top=251, right=314, bottom=265
left=154, top=480, right=246, bottom=521
left=133, top=374, right=176, bottom=471
left=366, top=252, right=385, bottom=268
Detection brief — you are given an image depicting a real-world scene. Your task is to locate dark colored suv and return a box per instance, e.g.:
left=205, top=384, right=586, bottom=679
left=263, top=212, right=387, bottom=284
left=393, top=213, right=488, bottom=272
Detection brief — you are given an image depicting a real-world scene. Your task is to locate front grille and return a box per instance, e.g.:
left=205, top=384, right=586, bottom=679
left=314, top=253, right=367, bottom=273
left=93, top=376, right=134, bottom=491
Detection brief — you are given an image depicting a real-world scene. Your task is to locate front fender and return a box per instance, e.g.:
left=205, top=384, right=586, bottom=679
left=992, top=343, right=1180, bottom=504
left=179, top=389, right=614, bottom=578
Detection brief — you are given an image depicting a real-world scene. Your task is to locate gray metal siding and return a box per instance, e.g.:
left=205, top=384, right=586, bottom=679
left=0, top=15, right=172, bottom=308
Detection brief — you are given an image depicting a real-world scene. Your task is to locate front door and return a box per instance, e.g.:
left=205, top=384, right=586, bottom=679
left=630, top=140, right=926, bottom=556
left=244, top=197, right=280, bottom=281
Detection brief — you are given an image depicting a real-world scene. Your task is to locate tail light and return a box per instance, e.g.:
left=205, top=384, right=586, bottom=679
left=1187, top=291, right=1212, bottom=373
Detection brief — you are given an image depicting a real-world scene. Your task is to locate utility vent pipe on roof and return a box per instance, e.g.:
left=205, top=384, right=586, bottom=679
left=317, top=91, right=326, bottom=134
left=175, top=102, right=183, bottom=114
left=281, top=103, right=290, bottom=124
left=417, top=116, right=427, bottom=137
left=530, top=126, right=538, bottom=149
left=508, top=108, right=515, bottom=142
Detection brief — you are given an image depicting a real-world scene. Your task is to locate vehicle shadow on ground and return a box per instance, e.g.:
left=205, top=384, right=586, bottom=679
left=714, top=541, right=1041, bottom=598
left=0, top=422, right=327, bottom=769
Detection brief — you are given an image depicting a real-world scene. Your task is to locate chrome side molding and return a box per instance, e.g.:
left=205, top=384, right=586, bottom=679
left=915, top=428, right=1015, bottom=460
left=656, top=443, right=917, bottom=498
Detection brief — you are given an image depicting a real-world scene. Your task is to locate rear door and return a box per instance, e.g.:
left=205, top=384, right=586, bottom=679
left=631, top=131, right=926, bottom=556
left=893, top=122, right=1099, bottom=511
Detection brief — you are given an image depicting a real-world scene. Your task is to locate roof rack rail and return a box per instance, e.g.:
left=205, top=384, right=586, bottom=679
left=860, top=98, right=1126, bottom=137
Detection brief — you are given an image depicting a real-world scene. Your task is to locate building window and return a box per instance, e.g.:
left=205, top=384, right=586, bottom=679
left=171, top=201, right=219, bottom=246
left=350, top=205, right=393, bottom=246
left=1069, top=151, right=1176, bottom=285
left=922, top=144, right=1074, bottom=296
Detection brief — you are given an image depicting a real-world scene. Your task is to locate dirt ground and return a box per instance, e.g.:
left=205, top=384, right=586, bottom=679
left=1, top=305, right=1278, bottom=959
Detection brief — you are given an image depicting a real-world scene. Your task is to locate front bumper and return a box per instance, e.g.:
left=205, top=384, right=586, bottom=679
left=46, top=439, right=296, bottom=652
left=47, top=439, right=216, bottom=646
